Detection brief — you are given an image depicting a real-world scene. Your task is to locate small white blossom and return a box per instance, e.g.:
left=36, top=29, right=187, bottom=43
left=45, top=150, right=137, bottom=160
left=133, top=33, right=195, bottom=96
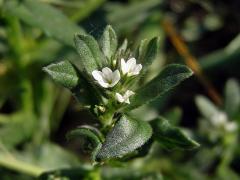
left=211, top=111, right=238, bottom=132
left=92, top=67, right=120, bottom=88
left=211, top=112, right=227, bottom=126
left=121, top=57, right=142, bottom=76
left=225, top=122, right=238, bottom=132
left=115, top=90, right=135, bottom=104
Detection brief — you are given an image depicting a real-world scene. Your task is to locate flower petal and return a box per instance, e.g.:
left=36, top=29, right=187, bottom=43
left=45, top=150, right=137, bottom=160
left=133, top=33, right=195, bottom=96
left=125, top=99, right=130, bottom=104
left=124, top=90, right=135, bottom=98
left=92, top=70, right=104, bottom=82
left=102, top=67, right=113, bottom=81
left=110, top=70, right=120, bottom=87
left=92, top=70, right=109, bottom=88
left=132, top=64, right=142, bottom=75
left=116, top=93, right=124, bottom=103
left=98, top=81, right=110, bottom=88
left=225, top=122, right=237, bottom=132
left=126, top=58, right=136, bottom=70
left=121, top=58, right=128, bottom=75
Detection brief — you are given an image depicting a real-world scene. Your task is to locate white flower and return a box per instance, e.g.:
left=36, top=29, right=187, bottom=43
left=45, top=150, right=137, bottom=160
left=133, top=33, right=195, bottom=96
left=92, top=67, right=120, bottom=88
left=115, top=90, right=135, bottom=104
left=211, top=111, right=238, bottom=132
left=211, top=112, right=227, bottom=126
left=121, top=57, right=142, bottom=76
left=225, top=122, right=238, bottom=132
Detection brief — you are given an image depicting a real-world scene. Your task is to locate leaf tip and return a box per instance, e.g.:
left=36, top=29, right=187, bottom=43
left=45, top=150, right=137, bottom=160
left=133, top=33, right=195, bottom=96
left=42, top=65, right=51, bottom=75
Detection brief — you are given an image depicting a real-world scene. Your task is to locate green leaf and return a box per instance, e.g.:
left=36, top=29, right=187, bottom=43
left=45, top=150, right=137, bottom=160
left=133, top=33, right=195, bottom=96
left=225, top=79, right=240, bottom=118
left=120, top=138, right=154, bottom=161
left=100, top=25, right=118, bottom=60
left=125, top=64, right=193, bottom=111
left=164, top=107, right=182, bottom=126
left=118, top=39, right=128, bottom=53
left=66, top=126, right=103, bottom=160
left=0, top=112, right=36, bottom=148
left=136, top=39, right=148, bottom=62
left=15, top=142, right=80, bottom=171
left=73, top=34, right=106, bottom=75
left=96, top=116, right=152, bottom=161
left=195, top=95, right=219, bottom=119
left=43, top=61, right=79, bottom=89
left=141, top=37, right=160, bottom=72
left=151, top=117, right=200, bottom=150
left=3, top=0, right=85, bottom=47
left=43, top=62, right=100, bottom=105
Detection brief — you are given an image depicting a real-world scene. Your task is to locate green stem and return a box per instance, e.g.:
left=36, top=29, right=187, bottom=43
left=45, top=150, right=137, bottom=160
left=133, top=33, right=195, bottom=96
left=216, top=132, right=237, bottom=176
left=84, top=167, right=101, bottom=180
left=0, top=155, right=44, bottom=177
left=5, top=16, right=24, bottom=69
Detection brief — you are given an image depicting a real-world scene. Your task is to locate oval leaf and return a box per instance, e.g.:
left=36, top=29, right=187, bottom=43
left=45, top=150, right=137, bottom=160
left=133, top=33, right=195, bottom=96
left=43, top=61, right=79, bottom=89
left=136, top=39, right=148, bottom=62
left=151, top=117, right=200, bottom=150
left=141, top=37, right=160, bottom=72
left=96, top=116, right=152, bottom=161
left=100, top=25, right=118, bottom=60
left=73, top=34, right=106, bottom=75
left=125, top=64, right=193, bottom=111
left=67, top=126, right=103, bottom=160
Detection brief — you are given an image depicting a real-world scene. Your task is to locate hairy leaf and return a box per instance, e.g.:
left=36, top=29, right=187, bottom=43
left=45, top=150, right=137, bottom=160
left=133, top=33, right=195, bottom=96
left=100, top=25, right=118, bottom=60
left=136, top=39, right=148, bottom=62
left=96, top=116, right=152, bottom=161
left=43, top=61, right=79, bottom=89
left=73, top=34, right=106, bottom=75
left=125, top=64, right=193, bottom=111
left=151, top=117, right=199, bottom=150
left=67, top=126, right=103, bottom=160
left=43, top=61, right=100, bottom=104
left=141, top=37, right=160, bottom=72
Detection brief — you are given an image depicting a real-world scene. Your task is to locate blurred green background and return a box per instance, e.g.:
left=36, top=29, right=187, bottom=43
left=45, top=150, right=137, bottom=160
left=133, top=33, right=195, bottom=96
left=0, top=0, right=240, bottom=179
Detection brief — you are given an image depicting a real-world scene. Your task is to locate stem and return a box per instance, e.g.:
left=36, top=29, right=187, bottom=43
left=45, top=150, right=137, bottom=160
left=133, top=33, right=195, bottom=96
left=99, top=111, right=114, bottom=127
left=163, top=18, right=223, bottom=106
left=0, top=142, right=44, bottom=177
left=84, top=167, right=101, bottom=180
left=0, top=155, right=44, bottom=177
left=217, top=133, right=237, bottom=175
